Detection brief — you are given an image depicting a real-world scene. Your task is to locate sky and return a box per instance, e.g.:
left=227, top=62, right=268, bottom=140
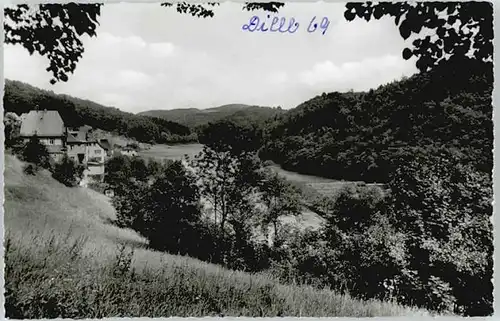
left=4, top=2, right=419, bottom=113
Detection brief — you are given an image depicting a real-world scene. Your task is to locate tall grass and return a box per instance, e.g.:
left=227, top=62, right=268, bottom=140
left=4, top=154, right=429, bottom=317
left=5, top=229, right=428, bottom=318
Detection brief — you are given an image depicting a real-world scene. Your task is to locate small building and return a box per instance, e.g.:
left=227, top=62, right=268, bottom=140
left=84, top=140, right=106, bottom=183
left=98, top=139, right=113, bottom=158
left=87, top=140, right=106, bottom=164
left=67, top=125, right=92, bottom=141
left=121, top=146, right=138, bottom=157
left=66, top=133, right=88, bottom=164
left=19, top=110, right=66, bottom=162
left=19, top=109, right=111, bottom=187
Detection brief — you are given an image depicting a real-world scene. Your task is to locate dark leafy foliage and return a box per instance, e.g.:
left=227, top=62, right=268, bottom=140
left=160, top=2, right=219, bottom=18
left=4, top=79, right=196, bottom=144
left=133, top=161, right=202, bottom=255
left=21, top=136, right=52, bottom=171
left=385, top=148, right=493, bottom=315
left=5, top=3, right=101, bottom=84
left=272, top=167, right=492, bottom=316
left=242, top=2, right=285, bottom=13
left=52, top=155, right=85, bottom=187
left=344, top=2, right=493, bottom=72
left=4, top=112, right=23, bottom=149
left=260, top=57, right=492, bottom=183
left=6, top=2, right=492, bottom=84
left=199, top=119, right=263, bottom=155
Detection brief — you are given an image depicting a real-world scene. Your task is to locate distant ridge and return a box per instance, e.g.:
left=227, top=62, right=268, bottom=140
left=138, top=104, right=284, bottom=128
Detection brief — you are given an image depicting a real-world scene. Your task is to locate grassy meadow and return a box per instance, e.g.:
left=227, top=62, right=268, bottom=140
left=136, top=143, right=350, bottom=230
left=139, top=143, right=204, bottom=161
left=3, top=153, right=431, bottom=317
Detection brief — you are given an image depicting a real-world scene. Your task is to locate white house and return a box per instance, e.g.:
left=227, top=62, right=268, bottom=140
left=19, top=110, right=109, bottom=185
left=19, top=110, right=66, bottom=162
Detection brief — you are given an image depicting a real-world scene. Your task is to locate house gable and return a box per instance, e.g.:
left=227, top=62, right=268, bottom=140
left=19, top=110, right=65, bottom=137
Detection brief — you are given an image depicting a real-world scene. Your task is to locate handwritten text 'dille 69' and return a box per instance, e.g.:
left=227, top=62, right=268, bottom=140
left=242, top=15, right=330, bottom=35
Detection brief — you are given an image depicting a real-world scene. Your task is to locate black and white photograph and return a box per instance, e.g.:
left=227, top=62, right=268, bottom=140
left=2, top=1, right=494, bottom=318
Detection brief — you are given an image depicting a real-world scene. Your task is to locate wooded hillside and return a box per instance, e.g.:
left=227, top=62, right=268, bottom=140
left=139, top=104, right=285, bottom=129
left=260, top=57, right=493, bottom=183
left=4, top=79, right=197, bottom=144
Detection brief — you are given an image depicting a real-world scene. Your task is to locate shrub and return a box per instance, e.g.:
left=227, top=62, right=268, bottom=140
left=385, top=148, right=493, bottom=315
left=52, top=155, right=85, bottom=187
left=21, top=136, right=52, bottom=171
left=4, top=112, right=22, bottom=148
left=23, top=164, right=37, bottom=176
left=139, top=161, right=202, bottom=255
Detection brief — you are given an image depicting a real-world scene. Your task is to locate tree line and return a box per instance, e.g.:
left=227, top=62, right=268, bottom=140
left=8, top=62, right=493, bottom=314
left=97, top=116, right=492, bottom=316
left=4, top=1, right=493, bottom=316
left=260, top=56, right=492, bottom=183
left=4, top=79, right=197, bottom=144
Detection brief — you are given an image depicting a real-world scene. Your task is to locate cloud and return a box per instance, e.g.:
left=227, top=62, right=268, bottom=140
left=4, top=3, right=420, bottom=113
left=298, top=55, right=417, bottom=91
left=267, top=71, right=289, bottom=86
left=4, top=44, right=49, bottom=86
left=98, top=92, right=132, bottom=108
left=98, top=32, right=147, bottom=49
left=149, top=42, right=175, bottom=58
left=117, top=69, right=153, bottom=88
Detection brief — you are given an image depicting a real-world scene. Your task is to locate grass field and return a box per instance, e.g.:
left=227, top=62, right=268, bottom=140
left=138, top=144, right=361, bottom=197
left=139, top=143, right=204, bottom=161
left=4, top=153, right=430, bottom=317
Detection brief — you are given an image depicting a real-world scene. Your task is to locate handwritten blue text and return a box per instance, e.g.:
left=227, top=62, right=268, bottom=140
left=242, top=15, right=330, bottom=35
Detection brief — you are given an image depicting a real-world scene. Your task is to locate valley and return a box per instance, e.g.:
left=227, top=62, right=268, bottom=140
left=3, top=2, right=493, bottom=315
left=4, top=153, right=426, bottom=317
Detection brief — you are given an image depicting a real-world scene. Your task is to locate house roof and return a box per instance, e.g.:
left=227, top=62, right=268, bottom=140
left=80, top=125, right=93, bottom=132
left=98, top=139, right=112, bottom=151
left=66, top=133, right=85, bottom=143
left=86, top=140, right=107, bottom=150
left=20, top=110, right=65, bottom=137
left=68, top=129, right=88, bottom=141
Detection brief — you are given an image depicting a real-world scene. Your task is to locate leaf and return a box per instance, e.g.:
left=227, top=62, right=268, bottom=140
left=399, top=20, right=412, bottom=40
left=402, top=48, right=413, bottom=60
left=373, top=5, right=384, bottom=20
left=344, top=10, right=356, bottom=21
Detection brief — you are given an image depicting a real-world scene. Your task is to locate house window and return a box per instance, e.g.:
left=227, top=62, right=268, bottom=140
left=49, top=139, right=55, bottom=144
left=95, top=150, right=102, bottom=155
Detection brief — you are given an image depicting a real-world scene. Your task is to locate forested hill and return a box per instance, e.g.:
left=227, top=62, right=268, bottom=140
left=139, top=104, right=285, bottom=128
left=4, top=79, right=196, bottom=144
left=259, top=57, right=493, bottom=183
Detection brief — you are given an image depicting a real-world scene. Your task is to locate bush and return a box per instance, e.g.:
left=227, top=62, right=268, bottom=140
left=23, top=164, right=37, bottom=176
left=52, top=155, right=85, bottom=187
left=385, top=149, right=493, bottom=315
left=140, top=161, right=202, bottom=255
left=21, top=136, right=52, bottom=171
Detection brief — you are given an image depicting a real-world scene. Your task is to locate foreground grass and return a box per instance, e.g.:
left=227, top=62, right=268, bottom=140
left=5, top=231, right=428, bottom=318
left=4, top=154, right=429, bottom=318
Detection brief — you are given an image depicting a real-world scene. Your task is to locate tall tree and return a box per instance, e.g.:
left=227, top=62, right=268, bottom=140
left=259, top=170, right=301, bottom=245
left=140, top=161, right=202, bottom=254
left=386, top=148, right=493, bottom=315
